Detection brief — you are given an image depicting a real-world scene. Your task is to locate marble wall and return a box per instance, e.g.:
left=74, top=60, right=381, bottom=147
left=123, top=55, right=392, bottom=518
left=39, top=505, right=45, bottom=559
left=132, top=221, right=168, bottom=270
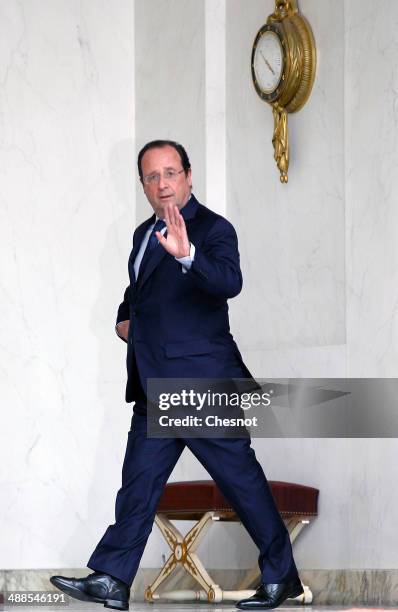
left=345, top=0, right=398, bottom=376
left=0, top=0, right=135, bottom=568
left=134, top=0, right=206, bottom=221
left=1, top=0, right=398, bottom=582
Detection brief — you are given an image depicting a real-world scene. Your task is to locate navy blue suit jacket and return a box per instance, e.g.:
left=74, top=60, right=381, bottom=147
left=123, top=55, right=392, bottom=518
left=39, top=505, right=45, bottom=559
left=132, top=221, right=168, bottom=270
left=116, top=194, right=256, bottom=403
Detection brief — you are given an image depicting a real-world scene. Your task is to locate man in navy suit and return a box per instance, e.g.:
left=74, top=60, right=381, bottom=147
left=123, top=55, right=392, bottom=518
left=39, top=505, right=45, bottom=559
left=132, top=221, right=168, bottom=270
left=51, top=141, right=302, bottom=610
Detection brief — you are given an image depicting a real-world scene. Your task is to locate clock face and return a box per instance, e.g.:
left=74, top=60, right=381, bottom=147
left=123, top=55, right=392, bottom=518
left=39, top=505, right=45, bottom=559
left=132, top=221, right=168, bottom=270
left=253, top=30, right=284, bottom=95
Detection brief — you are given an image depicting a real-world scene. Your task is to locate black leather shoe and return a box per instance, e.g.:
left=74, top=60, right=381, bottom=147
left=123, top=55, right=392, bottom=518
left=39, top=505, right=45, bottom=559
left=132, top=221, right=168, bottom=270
left=236, top=576, right=303, bottom=609
left=50, top=572, right=130, bottom=610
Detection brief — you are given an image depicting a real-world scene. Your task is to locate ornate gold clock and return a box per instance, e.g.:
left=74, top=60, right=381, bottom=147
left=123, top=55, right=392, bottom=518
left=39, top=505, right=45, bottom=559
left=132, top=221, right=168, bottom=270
left=251, top=0, right=316, bottom=183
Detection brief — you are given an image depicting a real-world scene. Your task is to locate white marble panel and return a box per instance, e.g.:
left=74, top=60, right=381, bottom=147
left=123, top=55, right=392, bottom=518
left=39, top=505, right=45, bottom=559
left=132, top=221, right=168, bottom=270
left=243, top=345, right=347, bottom=379
left=205, top=0, right=226, bottom=215
left=345, top=439, right=398, bottom=568
left=134, top=0, right=206, bottom=223
left=345, top=0, right=398, bottom=376
left=0, top=0, right=135, bottom=568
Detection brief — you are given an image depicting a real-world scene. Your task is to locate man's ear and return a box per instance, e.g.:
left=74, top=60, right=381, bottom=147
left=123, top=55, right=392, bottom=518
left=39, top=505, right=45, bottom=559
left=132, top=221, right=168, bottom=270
left=187, top=169, right=192, bottom=188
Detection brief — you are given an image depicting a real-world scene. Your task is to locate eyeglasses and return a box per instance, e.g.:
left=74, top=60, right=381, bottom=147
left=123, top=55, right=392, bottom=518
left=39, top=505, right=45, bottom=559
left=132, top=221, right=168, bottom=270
left=143, top=169, right=185, bottom=185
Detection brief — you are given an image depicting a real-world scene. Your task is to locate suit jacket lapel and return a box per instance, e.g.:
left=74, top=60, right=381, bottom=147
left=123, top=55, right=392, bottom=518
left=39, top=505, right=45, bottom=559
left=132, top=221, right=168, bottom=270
left=137, top=238, right=168, bottom=288
left=137, top=195, right=199, bottom=289
left=180, top=194, right=199, bottom=222
left=128, top=215, right=155, bottom=285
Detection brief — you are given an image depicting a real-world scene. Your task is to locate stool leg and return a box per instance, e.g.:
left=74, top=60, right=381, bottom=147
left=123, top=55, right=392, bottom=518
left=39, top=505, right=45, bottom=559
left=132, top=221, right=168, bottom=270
left=182, top=551, right=222, bottom=602
left=185, top=510, right=215, bottom=553
left=182, top=512, right=223, bottom=601
left=144, top=554, right=178, bottom=602
left=147, top=512, right=223, bottom=603
left=154, top=513, right=183, bottom=550
left=145, top=515, right=182, bottom=600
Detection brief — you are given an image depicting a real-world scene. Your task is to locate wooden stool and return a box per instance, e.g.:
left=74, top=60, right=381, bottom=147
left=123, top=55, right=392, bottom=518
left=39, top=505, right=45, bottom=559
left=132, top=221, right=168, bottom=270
left=145, top=479, right=318, bottom=604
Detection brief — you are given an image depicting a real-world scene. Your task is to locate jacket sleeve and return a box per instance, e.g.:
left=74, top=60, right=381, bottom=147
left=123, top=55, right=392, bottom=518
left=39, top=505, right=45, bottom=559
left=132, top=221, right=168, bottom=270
left=115, top=286, right=130, bottom=342
left=187, top=217, right=243, bottom=299
left=116, top=285, right=130, bottom=324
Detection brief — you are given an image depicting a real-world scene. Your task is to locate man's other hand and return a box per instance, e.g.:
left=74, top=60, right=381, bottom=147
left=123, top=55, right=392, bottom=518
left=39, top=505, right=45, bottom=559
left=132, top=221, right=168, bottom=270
left=116, top=320, right=130, bottom=342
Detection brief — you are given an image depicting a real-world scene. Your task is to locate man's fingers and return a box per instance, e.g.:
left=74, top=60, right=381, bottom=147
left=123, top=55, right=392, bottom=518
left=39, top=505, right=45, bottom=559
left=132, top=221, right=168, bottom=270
left=164, top=205, right=171, bottom=227
left=173, top=205, right=180, bottom=226
left=163, top=203, right=182, bottom=231
left=116, top=320, right=130, bottom=341
left=166, top=204, right=176, bottom=227
left=178, top=211, right=184, bottom=230
left=168, top=203, right=177, bottom=227
left=176, top=208, right=183, bottom=228
left=161, top=205, right=187, bottom=251
left=156, top=231, right=167, bottom=246
left=173, top=207, right=184, bottom=231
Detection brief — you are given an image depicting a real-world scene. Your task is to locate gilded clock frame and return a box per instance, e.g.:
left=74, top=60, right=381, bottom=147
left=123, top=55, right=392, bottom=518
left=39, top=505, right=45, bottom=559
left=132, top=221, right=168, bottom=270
left=251, top=0, right=316, bottom=182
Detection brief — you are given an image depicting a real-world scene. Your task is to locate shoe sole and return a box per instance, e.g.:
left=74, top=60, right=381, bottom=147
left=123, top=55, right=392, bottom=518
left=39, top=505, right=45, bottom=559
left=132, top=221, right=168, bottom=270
left=50, top=578, right=129, bottom=610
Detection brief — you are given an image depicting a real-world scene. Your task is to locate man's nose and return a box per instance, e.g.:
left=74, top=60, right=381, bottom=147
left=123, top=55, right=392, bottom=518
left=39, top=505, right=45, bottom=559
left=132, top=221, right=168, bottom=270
left=158, top=175, right=167, bottom=189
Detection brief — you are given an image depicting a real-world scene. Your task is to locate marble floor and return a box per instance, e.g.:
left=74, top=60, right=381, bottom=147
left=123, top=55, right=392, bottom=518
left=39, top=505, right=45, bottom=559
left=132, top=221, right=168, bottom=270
left=1, top=606, right=396, bottom=612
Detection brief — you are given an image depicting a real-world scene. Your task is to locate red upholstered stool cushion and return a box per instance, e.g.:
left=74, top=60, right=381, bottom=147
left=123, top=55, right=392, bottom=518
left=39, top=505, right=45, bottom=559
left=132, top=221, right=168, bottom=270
left=157, top=480, right=318, bottom=521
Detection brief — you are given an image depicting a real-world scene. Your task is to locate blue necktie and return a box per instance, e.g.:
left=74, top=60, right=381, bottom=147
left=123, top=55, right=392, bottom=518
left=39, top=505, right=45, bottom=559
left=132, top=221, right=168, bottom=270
left=138, top=219, right=166, bottom=279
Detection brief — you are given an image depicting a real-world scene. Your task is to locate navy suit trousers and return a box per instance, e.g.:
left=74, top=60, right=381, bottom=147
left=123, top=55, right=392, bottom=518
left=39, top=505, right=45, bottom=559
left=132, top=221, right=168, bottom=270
left=87, top=409, right=298, bottom=586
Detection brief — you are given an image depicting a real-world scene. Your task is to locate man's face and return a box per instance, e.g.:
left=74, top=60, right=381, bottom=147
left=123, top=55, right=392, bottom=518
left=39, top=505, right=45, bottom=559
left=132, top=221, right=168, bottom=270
left=140, top=145, right=192, bottom=218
